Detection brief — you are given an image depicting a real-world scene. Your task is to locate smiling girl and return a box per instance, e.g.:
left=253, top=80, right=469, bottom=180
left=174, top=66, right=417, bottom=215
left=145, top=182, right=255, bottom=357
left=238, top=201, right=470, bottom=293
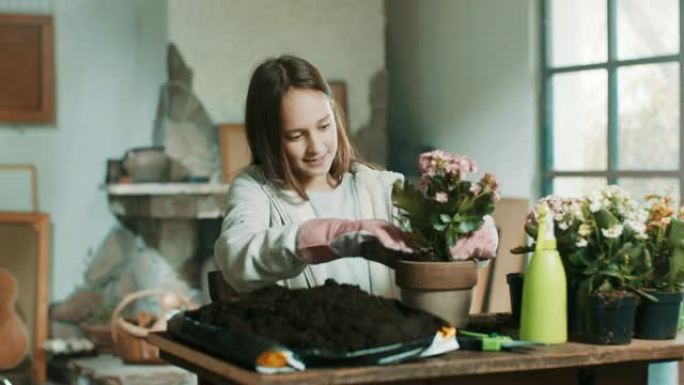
left=214, top=55, right=495, bottom=297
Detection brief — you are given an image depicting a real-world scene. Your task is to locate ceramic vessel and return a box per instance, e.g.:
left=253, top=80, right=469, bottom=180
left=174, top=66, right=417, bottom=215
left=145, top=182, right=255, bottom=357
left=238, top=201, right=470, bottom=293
left=121, top=146, right=170, bottom=183
left=395, top=260, right=478, bottom=327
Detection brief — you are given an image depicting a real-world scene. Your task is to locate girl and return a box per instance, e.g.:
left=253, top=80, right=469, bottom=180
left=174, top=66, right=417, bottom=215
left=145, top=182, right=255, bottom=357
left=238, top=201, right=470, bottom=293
left=214, top=55, right=496, bottom=298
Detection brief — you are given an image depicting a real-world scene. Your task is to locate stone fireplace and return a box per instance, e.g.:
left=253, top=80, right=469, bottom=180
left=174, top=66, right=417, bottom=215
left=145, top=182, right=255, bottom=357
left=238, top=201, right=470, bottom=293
left=50, top=44, right=229, bottom=336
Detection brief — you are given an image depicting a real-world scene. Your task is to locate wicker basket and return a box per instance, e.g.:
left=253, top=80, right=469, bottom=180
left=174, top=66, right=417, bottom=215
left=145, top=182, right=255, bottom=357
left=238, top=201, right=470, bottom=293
left=79, top=323, right=113, bottom=353
left=110, top=289, right=194, bottom=364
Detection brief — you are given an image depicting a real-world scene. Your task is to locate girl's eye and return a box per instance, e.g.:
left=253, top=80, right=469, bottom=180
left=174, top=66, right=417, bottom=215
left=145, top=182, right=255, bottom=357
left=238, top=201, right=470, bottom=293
left=320, top=123, right=330, bottom=130
left=288, top=135, right=302, bottom=141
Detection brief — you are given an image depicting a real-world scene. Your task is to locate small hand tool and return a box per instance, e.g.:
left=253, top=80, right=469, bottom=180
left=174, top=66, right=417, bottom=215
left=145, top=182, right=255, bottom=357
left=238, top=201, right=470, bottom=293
left=457, top=330, right=545, bottom=353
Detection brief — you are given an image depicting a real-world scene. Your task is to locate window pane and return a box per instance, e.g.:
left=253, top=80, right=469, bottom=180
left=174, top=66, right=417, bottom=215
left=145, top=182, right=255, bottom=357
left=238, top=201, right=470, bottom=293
left=618, top=178, right=680, bottom=206
left=617, top=0, right=679, bottom=60
left=553, top=177, right=607, bottom=198
left=550, top=0, right=607, bottom=67
left=553, top=70, right=608, bottom=170
left=618, top=63, right=679, bottom=170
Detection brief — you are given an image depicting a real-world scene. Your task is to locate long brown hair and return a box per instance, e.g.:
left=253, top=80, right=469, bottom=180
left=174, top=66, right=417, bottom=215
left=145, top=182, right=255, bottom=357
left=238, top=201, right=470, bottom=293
left=244, top=55, right=358, bottom=199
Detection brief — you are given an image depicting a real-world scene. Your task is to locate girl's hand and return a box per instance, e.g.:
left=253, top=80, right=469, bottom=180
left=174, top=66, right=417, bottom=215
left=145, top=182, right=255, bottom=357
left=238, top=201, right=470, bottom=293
left=297, top=219, right=412, bottom=266
left=448, top=215, right=499, bottom=261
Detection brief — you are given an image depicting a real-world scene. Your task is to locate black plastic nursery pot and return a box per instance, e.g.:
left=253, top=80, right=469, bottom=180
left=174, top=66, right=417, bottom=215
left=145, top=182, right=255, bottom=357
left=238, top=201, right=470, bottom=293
left=578, top=292, right=638, bottom=345
left=506, top=273, right=523, bottom=325
left=567, top=280, right=581, bottom=338
left=634, top=291, right=684, bottom=340
left=507, top=273, right=580, bottom=336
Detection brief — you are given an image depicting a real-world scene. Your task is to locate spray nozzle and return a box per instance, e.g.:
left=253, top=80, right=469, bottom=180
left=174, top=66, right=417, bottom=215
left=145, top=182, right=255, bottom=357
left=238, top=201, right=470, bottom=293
left=535, top=204, right=557, bottom=250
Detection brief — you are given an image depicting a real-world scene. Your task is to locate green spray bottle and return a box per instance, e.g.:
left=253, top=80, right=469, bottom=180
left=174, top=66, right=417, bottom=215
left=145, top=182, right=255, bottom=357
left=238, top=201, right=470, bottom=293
left=519, top=204, right=567, bottom=344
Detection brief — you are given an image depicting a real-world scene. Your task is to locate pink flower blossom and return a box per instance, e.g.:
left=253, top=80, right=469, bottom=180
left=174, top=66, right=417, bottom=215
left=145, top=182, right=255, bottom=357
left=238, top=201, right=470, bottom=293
left=480, top=172, right=501, bottom=202
left=419, top=150, right=480, bottom=179
left=418, top=150, right=445, bottom=175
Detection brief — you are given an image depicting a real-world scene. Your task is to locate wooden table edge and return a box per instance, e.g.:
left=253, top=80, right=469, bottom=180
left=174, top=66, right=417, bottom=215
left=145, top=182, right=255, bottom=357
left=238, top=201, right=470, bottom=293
left=148, top=332, right=684, bottom=385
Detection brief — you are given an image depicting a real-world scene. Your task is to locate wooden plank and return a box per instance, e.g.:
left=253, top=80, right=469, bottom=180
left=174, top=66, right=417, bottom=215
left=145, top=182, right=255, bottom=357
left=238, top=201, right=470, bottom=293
left=149, top=332, right=684, bottom=385
left=217, top=124, right=251, bottom=183
left=486, top=198, right=529, bottom=313
left=384, top=367, right=578, bottom=385
left=470, top=198, right=528, bottom=313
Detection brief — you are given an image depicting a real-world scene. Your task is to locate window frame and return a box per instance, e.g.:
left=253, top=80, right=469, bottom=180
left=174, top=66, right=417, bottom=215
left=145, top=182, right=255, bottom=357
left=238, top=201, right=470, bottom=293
left=540, top=0, right=684, bottom=199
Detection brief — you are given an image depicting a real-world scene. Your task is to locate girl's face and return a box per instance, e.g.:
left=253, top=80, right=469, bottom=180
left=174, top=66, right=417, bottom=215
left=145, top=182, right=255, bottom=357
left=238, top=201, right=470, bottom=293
left=280, top=88, right=338, bottom=190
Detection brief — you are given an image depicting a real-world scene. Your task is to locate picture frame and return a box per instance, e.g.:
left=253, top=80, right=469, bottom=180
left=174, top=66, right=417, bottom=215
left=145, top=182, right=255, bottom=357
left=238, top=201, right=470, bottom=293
left=0, top=13, right=55, bottom=123
left=0, top=164, right=39, bottom=212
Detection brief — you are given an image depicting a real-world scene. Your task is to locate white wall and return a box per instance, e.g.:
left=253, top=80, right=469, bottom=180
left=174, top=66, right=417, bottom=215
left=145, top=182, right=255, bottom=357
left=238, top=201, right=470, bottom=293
left=0, top=0, right=386, bottom=301
left=0, top=0, right=167, bottom=301
left=0, top=0, right=538, bottom=301
left=386, top=0, right=540, bottom=199
left=166, top=0, right=387, bottom=161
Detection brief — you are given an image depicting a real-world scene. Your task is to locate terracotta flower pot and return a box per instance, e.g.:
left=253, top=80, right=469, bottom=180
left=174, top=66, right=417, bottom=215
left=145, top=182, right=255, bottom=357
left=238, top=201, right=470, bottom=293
left=395, top=260, right=478, bottom=327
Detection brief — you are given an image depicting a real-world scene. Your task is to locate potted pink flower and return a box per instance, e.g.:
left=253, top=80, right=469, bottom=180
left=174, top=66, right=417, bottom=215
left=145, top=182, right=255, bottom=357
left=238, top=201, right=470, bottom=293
left=392, top=150, right=500, bottom=326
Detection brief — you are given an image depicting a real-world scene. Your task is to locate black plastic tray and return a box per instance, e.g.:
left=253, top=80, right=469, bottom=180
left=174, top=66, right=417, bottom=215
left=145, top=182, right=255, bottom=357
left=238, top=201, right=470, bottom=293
left=167, top=310, right=441, bottom=370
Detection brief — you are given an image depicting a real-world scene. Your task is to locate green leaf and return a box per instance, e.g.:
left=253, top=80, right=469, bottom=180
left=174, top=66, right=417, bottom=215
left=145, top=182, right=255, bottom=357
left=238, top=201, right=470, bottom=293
left=524, top=222, right=538, bottom=239
left=598, top=269, right=624, bottom=280
left=445, top=226, right=458, bottom=248
left=511, top=245, right=534, bottom=254
left=668, top=218, right=684, bottom=286
left=457, top=220, right=480, bottom=234
left=582, top=264, right=599, bottom=275
left=597, top=280, right=614, bottom=292
left=632, top=288, right=658, bottom=303
left=593, top=208, right=620, bottom=230
left=432, top=222, right=447, bottom=231
left=439, top=214, right=451, bottom=223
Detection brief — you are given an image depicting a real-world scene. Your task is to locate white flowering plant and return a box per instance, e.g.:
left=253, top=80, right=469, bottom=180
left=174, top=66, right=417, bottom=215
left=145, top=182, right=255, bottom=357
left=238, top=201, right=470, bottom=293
left=514, top=186, right=652, bottom=296
left=392, top=150, right=500, bottom=262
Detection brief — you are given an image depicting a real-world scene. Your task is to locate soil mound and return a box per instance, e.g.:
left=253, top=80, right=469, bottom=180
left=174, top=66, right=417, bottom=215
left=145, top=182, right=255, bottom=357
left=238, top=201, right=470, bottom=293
left=194, top=279, right=444, bottom=352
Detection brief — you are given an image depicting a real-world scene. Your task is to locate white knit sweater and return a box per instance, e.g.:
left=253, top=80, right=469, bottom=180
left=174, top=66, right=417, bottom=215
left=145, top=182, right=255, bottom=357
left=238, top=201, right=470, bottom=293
left=214, top=163, right=403, bottom=298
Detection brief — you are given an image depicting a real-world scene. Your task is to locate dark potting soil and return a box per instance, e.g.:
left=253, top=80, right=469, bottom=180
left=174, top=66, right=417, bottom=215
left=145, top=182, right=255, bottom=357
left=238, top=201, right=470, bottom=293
left=192, top=279, right=444, bottom=353
left=591, top=290, right=638, bottom=305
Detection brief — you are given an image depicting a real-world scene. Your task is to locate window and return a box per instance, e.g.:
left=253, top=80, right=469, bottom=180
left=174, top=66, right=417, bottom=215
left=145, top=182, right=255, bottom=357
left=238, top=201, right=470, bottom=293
left=542, top=0, right=682, bottom=204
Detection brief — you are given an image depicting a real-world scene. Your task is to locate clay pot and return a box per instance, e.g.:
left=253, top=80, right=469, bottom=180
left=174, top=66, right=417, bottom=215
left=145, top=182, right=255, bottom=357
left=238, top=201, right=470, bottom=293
left=121, top=146, right=170, bottom=183
left=395, top=260, right=478, bottom=327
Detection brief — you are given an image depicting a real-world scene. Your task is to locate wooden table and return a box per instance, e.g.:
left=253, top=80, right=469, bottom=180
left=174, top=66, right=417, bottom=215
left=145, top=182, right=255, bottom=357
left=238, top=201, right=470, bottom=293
left=148, top=331, right=684, bottom=385
left=64, top=354, right=195, bottom=385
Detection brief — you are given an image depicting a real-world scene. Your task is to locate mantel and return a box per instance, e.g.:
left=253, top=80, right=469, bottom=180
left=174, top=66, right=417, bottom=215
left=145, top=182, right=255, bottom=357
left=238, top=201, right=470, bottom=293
left=106, top=183, right=230, bottom=219
left=106, top=183, right=230, bottom=196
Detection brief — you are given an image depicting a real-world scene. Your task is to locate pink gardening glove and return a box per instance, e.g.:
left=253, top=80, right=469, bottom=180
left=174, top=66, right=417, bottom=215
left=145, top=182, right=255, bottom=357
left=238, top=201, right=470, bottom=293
left=297, top=218, right=412, bottom=267
left=449, top=215, right=498, bottom=261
